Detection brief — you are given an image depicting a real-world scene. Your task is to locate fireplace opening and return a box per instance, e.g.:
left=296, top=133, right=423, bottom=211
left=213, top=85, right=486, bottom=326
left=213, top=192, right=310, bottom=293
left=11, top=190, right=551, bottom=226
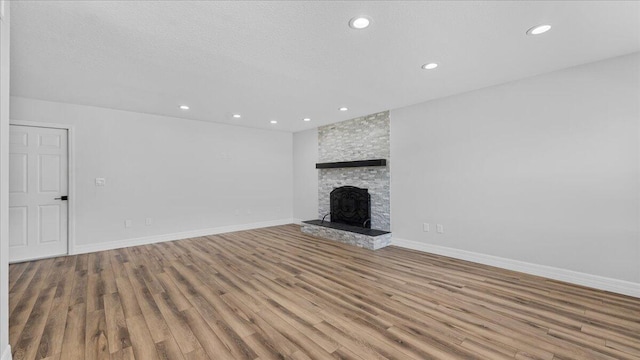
left=329, top=186, right=371, bottom=228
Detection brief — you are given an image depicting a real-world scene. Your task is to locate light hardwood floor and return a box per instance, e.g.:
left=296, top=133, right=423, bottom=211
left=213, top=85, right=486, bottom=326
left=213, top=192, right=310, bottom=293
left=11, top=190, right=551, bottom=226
left=8, top=224, right=640, bottom=360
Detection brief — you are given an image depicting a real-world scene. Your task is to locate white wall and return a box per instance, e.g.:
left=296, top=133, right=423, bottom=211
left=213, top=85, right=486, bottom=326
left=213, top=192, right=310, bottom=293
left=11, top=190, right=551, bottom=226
left=292, top=128, right=318, bottom=222
left=0, top=2, right=10, bottom=358
left=10, top=97, right=293, bottom=252
left=391, top=52, right=640, bottom=284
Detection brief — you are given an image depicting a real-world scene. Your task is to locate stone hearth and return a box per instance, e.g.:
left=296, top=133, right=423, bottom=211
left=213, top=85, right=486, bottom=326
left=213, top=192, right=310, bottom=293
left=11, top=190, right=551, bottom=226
left=301, top=220, right=391, bottom=250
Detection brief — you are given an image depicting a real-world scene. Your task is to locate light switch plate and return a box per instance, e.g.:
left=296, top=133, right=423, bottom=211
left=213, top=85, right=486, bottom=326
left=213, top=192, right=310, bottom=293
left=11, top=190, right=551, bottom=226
left=95, top=178, right=106, bottom=186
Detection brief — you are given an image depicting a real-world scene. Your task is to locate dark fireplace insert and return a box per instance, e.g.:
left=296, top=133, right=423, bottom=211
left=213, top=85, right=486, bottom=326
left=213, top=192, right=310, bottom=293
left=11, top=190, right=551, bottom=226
left=329, top=186, right=371, bottom=228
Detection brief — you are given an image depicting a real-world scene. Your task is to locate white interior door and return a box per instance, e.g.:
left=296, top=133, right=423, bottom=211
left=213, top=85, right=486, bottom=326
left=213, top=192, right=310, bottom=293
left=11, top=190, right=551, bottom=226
left=9, top=125, right=68, bottom=262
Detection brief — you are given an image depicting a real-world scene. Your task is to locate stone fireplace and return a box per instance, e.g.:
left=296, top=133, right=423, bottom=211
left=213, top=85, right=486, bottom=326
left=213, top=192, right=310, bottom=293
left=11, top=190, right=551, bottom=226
left=301, top=111, right=391, bottom=250
left=317, top=111, right=390, bottom=231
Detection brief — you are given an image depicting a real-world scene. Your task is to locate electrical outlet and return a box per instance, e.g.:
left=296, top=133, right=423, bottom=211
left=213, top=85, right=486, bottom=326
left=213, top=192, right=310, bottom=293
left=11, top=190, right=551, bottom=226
left=95, top=178, right=106, bottom=187
left=437, top=224, right=444, bottom=234
left=125, top=219, right=132, bottom=228
left=423, top=223, right=430, bottom=232
left=145, top=218, right=153, bottom=226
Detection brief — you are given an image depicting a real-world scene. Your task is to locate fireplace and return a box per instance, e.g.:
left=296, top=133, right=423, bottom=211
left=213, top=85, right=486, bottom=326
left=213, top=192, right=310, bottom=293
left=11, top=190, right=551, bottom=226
left=302, top=184, right=388, bottom=248
left=329, top=186, right=371, bottom=228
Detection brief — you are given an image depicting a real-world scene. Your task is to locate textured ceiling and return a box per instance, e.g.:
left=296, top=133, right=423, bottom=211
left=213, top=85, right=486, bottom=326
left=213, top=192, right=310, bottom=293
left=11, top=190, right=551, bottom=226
left=10, top=1, right=640, bottom=132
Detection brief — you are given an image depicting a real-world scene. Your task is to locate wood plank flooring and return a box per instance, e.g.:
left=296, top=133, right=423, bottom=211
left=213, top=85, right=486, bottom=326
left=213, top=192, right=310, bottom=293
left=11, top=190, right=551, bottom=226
left=8, top=224, right=640, bottom=359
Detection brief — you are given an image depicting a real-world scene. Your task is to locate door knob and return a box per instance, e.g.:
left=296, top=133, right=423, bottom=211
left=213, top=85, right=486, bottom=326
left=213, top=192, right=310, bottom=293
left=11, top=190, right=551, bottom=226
left=54, top=196, right=68, bottom=201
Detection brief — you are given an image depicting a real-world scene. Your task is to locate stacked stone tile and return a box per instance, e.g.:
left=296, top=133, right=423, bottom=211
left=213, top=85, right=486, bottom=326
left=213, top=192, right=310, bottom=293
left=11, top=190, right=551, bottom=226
left=301, top=224, right=392, bottom=250
left=317, top=111, right=391, bottom=232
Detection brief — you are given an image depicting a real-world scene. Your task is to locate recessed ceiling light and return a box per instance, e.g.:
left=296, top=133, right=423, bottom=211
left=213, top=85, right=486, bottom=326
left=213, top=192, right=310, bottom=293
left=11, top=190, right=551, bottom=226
left=232, top=114, right=241, bottom=118
left=270, top=120, right=278, bottom=124
left=339, top=107, right=348, bottom=111
left=303, top=118, right=311, bottom=122
left=526, top=24, right=551, bottom=35
left=422, top=63, right=438, bottom=70
left=179, top=105, right=190, bottom=110
left=349, top=16, right=371, bottom=30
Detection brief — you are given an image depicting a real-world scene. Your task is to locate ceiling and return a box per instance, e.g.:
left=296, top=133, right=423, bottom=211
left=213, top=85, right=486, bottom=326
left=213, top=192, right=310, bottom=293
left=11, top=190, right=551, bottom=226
left=10, top=1, right=640, bottom=132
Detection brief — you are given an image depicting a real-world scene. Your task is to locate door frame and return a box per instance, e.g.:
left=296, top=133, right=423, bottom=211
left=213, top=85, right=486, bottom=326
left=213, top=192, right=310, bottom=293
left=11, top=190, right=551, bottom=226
left=9, top=120, right=76, bottom=258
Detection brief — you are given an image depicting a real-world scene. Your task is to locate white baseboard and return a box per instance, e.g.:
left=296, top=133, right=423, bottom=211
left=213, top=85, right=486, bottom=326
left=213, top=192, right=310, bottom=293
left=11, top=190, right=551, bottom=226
left=291, top=218, right=304, bottom=225
left=392, top=237, right=640, bottom=299
left=72, top=218, right=295, bottom=255
left=1, top=345, right=11, bottom=360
